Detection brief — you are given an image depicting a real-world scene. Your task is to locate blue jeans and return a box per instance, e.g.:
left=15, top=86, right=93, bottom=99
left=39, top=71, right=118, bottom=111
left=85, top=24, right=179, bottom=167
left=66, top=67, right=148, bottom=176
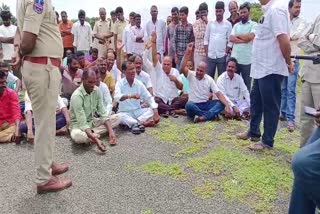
left=281, top=61, right=299, bottom=122
left=185, top=100, right=225, bottom=120
left=248, top=74, right=283, bottom=147
left=207, top=56, right=226, bottom=79
left=289, top=128, right=320, bottom=214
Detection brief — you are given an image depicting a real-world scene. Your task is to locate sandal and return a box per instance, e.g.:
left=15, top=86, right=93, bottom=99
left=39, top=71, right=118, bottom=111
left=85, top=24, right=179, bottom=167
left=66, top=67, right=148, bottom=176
left=248, top=142, right=272, bottom=151
left=170, top=112, right=179, bottom=118
left=131, top=124, right=141, bottom=135
left=138, top=124, right=145, bottom=133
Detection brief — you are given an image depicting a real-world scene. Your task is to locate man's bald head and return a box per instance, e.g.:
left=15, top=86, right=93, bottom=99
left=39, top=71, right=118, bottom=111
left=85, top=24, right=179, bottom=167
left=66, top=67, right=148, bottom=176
left=229, top=1, right=238, bottom=15
left=162, top=56, right=172, bottom=74
left=195, top=61, right=207, bottom=80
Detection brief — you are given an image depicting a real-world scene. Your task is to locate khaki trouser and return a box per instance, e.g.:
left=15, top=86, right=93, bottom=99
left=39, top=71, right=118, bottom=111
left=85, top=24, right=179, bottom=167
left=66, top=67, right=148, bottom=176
left=300, top=81, right=320, bottom=147
left=0, top=123, right=15, bottom=143
left=70, top=114, right=121, bottom=144
left=22, top=60, right=61, bottom=184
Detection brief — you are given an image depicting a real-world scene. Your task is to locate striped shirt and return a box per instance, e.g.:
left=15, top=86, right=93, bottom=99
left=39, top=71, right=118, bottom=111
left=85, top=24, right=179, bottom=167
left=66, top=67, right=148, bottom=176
left=250, top=0, right=290, bottom=79
left=193, top=19, right=207, bottom=57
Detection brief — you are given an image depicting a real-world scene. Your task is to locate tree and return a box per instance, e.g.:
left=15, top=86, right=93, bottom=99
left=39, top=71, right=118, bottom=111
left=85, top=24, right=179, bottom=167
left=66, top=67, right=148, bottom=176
left=250, top=3, right=263, bottom=23
left=0, top=3, right=17, bottom=25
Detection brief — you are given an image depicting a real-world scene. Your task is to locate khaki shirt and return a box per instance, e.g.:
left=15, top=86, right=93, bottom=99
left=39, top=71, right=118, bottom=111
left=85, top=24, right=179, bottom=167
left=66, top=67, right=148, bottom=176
left=114, top=20, right=128, bottom=41
left=16, top=0, right=63, bottom=58
left=93, top=19, right=113, bottom=57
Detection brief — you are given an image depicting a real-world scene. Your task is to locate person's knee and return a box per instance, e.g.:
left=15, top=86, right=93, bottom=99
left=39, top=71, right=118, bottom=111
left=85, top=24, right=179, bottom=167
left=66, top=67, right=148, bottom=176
left=292, top=149, right=310, bottom=178
left=185, top=101, right=195, bottom=111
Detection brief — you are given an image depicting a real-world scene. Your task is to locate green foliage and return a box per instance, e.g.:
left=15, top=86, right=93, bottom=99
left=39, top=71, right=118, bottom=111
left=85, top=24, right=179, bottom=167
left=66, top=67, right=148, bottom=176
left=141, top=208, right=153, bottom=214
left=250, top=3, right=263, bottom=23
left=192, top=181, right=216, bottom=199
left=0, top=3, right=17, bottom=25
left=137, top=161, right=185, bottom=180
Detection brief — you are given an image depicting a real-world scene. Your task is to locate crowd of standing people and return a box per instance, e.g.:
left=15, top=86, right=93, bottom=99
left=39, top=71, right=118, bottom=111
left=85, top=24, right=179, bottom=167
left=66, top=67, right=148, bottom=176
left=0, top=0, right=320, bottom=213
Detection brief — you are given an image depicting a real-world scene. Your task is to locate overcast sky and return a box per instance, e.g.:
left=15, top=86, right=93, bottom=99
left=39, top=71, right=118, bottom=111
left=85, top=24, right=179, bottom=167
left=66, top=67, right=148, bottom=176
left=2, top=0, right=319, bottom=23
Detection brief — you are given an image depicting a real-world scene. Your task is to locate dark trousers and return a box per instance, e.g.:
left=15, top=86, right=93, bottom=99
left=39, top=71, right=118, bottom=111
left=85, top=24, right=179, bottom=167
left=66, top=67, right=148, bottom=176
left=237, top=64, right=252, bottom=92
left=248, top=74, right=283, bottom=147
left=185, top=100, right=225, bottom=120
left=155, top=96, right=188, bottom=114
left=289, top=128, right=320, bottom=214
left=207, top=56, right=226, bottom=79
left=19, top=112, right=67, bottom=134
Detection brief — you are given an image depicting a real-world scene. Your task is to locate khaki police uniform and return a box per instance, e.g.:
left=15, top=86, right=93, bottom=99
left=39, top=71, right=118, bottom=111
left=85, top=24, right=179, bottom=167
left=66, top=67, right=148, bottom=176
left=16, top=0, right=63, bottom=184
left=299, top=14, right=320, bottom=146
left=93, top=19, right=114, bottom=58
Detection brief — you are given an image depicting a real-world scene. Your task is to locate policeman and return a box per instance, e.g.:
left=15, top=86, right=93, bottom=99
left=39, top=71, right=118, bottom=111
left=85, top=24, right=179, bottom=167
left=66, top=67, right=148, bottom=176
left=13, top=0, right=72, bottom=194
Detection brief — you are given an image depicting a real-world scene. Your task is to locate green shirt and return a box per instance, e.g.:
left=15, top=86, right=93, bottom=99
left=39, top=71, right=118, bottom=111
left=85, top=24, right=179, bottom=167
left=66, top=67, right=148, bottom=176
left=70, top=84, right=107, bottom=130
left=231, top=20, right=257, bottom=65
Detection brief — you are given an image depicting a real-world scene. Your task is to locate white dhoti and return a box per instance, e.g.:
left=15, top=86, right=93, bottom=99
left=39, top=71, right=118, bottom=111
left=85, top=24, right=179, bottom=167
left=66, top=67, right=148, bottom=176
left=70, top=114, right=121, bottom=144
left=118, top=108, right=154, bottom=128
left=230, top=99, right=250, bottom=116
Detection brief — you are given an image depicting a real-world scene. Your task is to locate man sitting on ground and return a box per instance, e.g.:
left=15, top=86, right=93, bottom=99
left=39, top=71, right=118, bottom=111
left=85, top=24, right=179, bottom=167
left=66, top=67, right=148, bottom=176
left=131, top=55, right=153, bottom=95
left=19, top=92, right=71, bottom=144
left=151, top=32, right=187, bottom=117
left=1, top=62, right=21, bottom=93
left=114, top=61, right=160, bottom=134
left=61, top=54, right=83, bottom=101
left=76, top=51, right=91, bottom=71
left=95, top=68, right=114, bottom=116
left=96, top=58, right=115, bottom=94
left=86, top=48, right=99, bottom=63
left=217, top=57, right=250, bottom=119
left=0, top=71, right=21, bottom=143
left=70, top=69, right=120, bottom=152
left=181, top=43, right=231, bottom=123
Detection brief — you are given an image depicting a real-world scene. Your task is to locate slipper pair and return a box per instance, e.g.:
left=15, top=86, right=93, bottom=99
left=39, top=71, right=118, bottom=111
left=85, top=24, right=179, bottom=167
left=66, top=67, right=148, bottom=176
left=131, top=124, right=145, bottom=135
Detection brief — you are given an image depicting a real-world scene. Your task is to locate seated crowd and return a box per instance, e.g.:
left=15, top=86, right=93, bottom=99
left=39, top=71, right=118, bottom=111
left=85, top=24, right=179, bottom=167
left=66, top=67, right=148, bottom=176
left=0, top=31, right=251, bottom=151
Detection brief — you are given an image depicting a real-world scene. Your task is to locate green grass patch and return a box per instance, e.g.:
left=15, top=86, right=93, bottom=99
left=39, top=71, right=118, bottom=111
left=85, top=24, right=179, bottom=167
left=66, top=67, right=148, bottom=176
left=141, top=208, right=153, bottom=214
left=192, top=181, right=216, bottom=199
left=274, top=128, right=300, bottom=156
left=138, top=161, right=185, bottom=180
left=187, top=147, right=292, bottom=213
left=175, top=143, right=207, bottom=157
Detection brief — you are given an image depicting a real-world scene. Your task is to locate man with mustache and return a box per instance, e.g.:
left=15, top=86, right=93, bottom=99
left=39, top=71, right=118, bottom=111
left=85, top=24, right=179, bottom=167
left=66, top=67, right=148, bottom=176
left=229, top=2, right=257, bottom=92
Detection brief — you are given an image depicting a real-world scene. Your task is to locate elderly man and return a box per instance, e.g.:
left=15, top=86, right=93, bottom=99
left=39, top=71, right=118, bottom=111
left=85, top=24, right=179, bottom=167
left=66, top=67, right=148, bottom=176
left=217, top=58, right=250, bottom=119
left=181, top=43, right=231, bottom=123
left=114, top=61, right=160, bottom=135
left=227, top=1, right=240, bottom=27
left=0, top=70, right=21, bottom=143
left=151, top=32, right=187, bottom=117
left=299, top=13, right=320, bottom=146
left=70, top=69, right=120, bottom=152
left=237, top=0, right=293, bottom=150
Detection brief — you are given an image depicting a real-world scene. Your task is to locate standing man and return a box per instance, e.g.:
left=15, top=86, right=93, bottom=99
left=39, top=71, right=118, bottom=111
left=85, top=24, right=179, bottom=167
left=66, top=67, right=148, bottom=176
left=281, top=0, right=306, bottom=132
left=59, top=11, right=74, bottom=57
left=109, top=10, right=117, bottom=50
left=165, top=7, right=179, bottom=67
left=130, top=13, right=145, bottom=56
left=93, top=8, right=114, bottom=58
left=0, top=10, right=17, bottom=64
left=299, top=13, right=320, bottom=146
left=173, top=6, right=195, bottom=70
left=145, top=5, right=167, bottom=58
left=122, top=12, right=135, bottom=59
left=113, top=7, right=127, bottom=61
left=71, top=10, right=92, bottom=57
left=237, top=0, right=293, bottom=151
left=193, top=2, right=208, bottom=69
left=204, top=1, right=232, bottom=78
left=229, top=2, right=257, bottom=91
left=227, top=1, right=241, bottom=27
left=14, top=0, right=72, bottom=193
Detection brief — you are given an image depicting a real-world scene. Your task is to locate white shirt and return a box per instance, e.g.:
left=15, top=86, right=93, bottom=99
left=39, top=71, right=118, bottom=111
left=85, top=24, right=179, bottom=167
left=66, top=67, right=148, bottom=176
left=142, top=49, right=156, bottom=89
left=290, top=17, right=308, bottom=55
left=136, top=70, right=152, bottom=89
left=114, top=78, right=158, bottom=112
left=204, top=20, right=232, bottom=59
left=98, top=82, right=113, bottom=116
left=24, top=93, right=66, bottom=113
left=216, top=72, right=250, bottom=107
left=0, top=24, right=17, bottom=60
left=110, top=67, right=122, bottom=82
left=145, top=19, right=166, bottom=54
left=71, top=21, right=92, bottom=51
left=251, top=0, right=290, bottom=79
left=187, top=70, right=220, bottom=103
left=130, top=25, right=145, bottom=55
left=122, top=24, right=134, bottom=54
left=152, top=62, right=182, bottom=104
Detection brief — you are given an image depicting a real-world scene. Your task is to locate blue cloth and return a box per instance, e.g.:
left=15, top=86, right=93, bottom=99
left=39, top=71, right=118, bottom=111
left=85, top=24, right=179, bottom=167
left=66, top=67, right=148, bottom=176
left=289, top=128, right=320, bottom=214
left=248, top=74, right=283, bottom=147
left=185, top=100, right=225, bottom=120
left=280, top=61, right=299, bottom=122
